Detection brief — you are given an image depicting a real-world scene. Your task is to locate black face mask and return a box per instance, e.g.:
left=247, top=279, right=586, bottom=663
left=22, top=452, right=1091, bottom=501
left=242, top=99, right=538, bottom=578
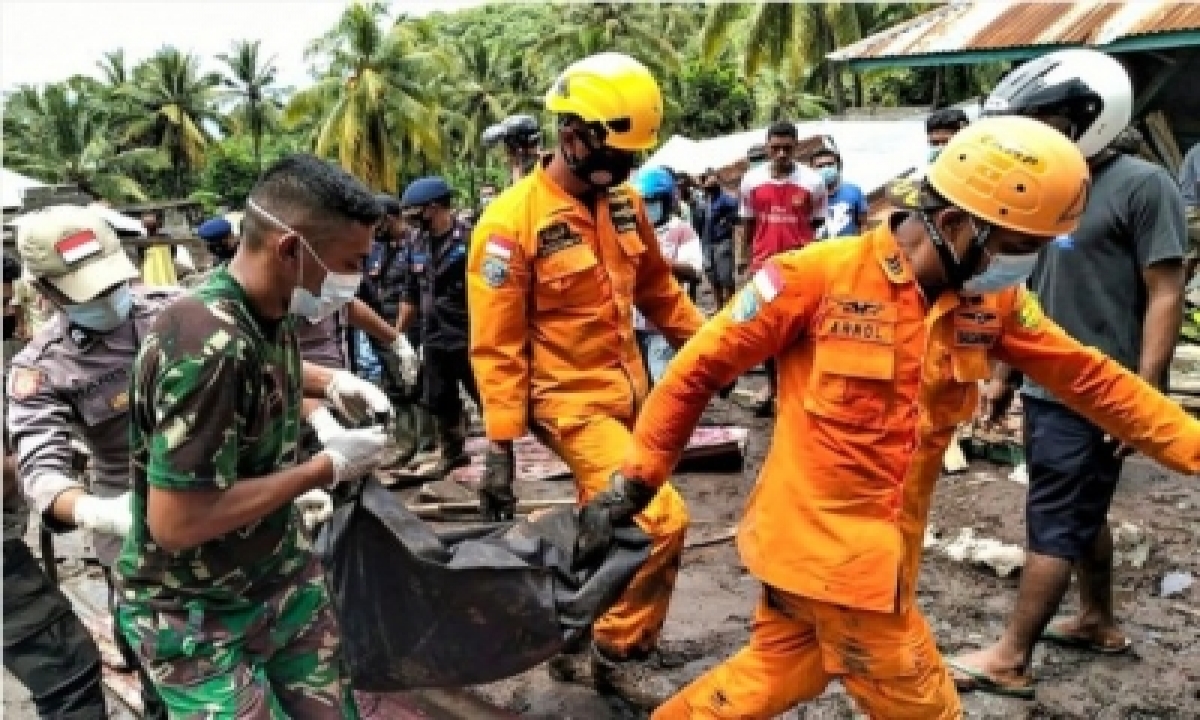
left=208, top=242, right=236, bottom=262
left=564, top=129, right=636, bottom=189
left=3, top=314, right=17, bottom=340
left=705, top=185, right=721, bottom=198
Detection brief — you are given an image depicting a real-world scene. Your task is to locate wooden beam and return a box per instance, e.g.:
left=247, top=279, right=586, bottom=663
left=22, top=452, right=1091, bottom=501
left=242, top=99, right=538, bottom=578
left=1133, top=55, right=1183, bottom=118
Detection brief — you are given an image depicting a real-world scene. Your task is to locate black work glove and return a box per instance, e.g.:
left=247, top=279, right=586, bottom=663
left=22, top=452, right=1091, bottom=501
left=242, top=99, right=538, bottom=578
left=573, top=472, right=658, bottom=572
left=479, top=445, right=517, bottom=521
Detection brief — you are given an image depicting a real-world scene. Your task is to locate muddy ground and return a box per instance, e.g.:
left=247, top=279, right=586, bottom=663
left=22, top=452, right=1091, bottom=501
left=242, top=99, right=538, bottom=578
left=471, top=379, right=1200, bottom=719
left=6, top=384, right=1198, bottom=719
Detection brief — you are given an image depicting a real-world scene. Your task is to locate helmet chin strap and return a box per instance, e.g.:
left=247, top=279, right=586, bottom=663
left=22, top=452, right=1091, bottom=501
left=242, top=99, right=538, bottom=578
left=918, top=211, right=990, bottom=292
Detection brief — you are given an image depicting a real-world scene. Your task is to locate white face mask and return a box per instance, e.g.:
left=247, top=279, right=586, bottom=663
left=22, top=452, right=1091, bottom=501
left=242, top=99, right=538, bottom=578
left=247, top=199, right=362, bottom=321
left=961, top=250, right=1040, bottom=294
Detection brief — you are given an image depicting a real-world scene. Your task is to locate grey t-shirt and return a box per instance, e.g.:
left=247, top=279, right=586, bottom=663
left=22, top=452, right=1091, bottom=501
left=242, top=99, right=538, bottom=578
left=1023, top=153, right=1185, bottom=403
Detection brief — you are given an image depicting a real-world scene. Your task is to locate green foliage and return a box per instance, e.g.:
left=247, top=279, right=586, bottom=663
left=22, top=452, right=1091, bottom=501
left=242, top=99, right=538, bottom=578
left=671, top=61, right=756, bottom=138
left=197, top=134, right=303, bottom=207
left=9, top=2, right=1005, bottom=207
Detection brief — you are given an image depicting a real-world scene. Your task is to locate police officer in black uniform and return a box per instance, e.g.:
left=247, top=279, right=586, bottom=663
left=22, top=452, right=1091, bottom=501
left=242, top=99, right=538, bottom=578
left=397, top=177, right=479, bottom=477
left=367, top=193, right=436, bottom=457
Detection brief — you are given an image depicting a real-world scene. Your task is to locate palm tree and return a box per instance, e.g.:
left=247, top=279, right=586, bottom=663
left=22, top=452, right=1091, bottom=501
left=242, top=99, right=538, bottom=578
left=218, top=39, right=283, bottom=174
left=120, top=47, right=222, bottom=196
left=530, top=2, right=682, bottom=80
left=700, top=2, right=933, bottom=115
left=3, top=79, right=163, bottom=201
left=286, top=0, right=441, bottom=191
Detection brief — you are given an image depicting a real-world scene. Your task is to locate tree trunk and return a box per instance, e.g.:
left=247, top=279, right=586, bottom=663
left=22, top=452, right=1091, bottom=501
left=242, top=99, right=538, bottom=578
left=251, top=97, right=262, bottom=175
left=828, top=61, right=847, bottom=116
left=853, top=71, right=864, bottom=109
left=468, top=148, right=477, bottom=204
left=930, top=66, right=945, bottom=109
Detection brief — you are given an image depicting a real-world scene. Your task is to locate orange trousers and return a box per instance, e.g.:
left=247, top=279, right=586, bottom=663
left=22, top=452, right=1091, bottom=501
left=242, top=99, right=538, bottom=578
left=653, top=587, right=961, bottom=719
left=535, top=414, right=689, bottom=656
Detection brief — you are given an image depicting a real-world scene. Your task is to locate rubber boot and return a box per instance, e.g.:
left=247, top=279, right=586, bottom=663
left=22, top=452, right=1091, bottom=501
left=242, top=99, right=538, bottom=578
left=590, top=643, right=679, bottom=711
left=428, top=415, right=470, bottom=479
left=547, top=629, right=593, bottom=684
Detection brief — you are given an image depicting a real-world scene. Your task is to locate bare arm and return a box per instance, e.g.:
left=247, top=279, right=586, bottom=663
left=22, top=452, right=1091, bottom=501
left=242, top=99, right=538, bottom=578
left=147, top=455, right=333, bottom=553
left=4, top=454, right=17, bottom=499
left=396, top=302, right=418, bottom=334
left=347, top=298, right=399, bottom=345
left=302, top=361, right=334, bottom=398
left=1140, top=261, right=1185, bottom=386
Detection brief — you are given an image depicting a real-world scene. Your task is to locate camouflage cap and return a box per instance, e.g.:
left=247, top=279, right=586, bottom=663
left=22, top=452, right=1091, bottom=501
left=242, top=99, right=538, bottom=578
left=16, top=205, right=139, bottom=303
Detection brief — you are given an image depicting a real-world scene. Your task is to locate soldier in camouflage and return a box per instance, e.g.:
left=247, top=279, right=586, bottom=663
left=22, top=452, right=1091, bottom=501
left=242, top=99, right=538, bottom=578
left=115, top=154, right=393, bottom=718
left=3, top=252, right=109, bottom=719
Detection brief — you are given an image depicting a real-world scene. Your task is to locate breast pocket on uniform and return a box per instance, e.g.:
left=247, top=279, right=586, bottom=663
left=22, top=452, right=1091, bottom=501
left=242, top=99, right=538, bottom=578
left=533, top=243, right=602, bottom=312
left=76, top=383, right=130, bottom=429
left=803, top=300, right=898, bottom=429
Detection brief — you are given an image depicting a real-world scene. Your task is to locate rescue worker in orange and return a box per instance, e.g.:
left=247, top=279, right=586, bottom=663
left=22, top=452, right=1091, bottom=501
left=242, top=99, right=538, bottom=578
left=569, top=116, right=1200, bottom=718
left=467, top=52, right=704, bottom=708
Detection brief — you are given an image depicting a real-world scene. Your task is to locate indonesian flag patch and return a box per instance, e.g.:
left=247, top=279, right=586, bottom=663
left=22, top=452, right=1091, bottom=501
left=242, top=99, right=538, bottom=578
left=8, top=367, right=45, bottom=400
left=55, top=230, right=103, bottom=264
left=752, top=262, right=785, bottom=303
left=484, top=234, right=515, bottom=259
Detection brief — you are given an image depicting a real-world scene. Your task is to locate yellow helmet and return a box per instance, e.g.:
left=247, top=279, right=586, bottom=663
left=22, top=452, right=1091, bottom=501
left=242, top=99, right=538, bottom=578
left=928, top=115, right=1089, bottom=238
left=545, top=52, right=662, bottom=151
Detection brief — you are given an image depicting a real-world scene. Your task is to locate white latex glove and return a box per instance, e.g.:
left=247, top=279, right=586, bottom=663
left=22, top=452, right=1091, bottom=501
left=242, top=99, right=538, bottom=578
left=320, top=426, right=390, bottom=484
left=325, top=370, right=394, bottom=425
left=307, top=405, right=344, bottom=444
left=73, top=492, right=133, bottom=537
left=390, top=335, right=420, bottom=386
left=295, top=489, right=333, bottom=529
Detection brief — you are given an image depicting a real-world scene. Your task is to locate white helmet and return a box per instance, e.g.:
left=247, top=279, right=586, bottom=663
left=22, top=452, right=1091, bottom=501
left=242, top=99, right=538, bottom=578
left=982, top=48, right=1132, bottom=158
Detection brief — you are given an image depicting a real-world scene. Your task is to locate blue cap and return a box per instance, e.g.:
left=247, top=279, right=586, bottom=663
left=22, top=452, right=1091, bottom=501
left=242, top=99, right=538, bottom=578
left=633, top=166, right=675, bottom=200
left=197, top=217, right=233, bottom=243
left=400, top=176, right=453, bottom=208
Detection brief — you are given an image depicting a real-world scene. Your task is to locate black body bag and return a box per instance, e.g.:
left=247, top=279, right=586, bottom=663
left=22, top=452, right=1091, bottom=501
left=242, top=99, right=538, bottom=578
left=315, top=477, right=651, bottom=692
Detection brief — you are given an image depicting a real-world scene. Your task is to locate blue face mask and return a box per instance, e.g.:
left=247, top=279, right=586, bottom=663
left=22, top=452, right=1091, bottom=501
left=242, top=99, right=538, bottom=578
left=961, top=251, right=1040, bottom=294
left=818, top=166, right=839, bottom=187
left=64, top=283, right=132, bottom=332
left=645, top=200, right=667, bottom=227
left=928, top=146, right=944, bottom=163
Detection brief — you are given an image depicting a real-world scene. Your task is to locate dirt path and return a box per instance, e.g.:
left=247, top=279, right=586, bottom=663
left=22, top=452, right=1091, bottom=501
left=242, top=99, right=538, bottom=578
left=7, top=384, right=1197, bottom=719
left=473, top=386, right=1200, bottom=719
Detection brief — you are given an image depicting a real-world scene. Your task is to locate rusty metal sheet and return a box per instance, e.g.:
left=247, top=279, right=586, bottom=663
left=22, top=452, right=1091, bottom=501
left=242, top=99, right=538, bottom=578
left=829, top=1, right=1200, bottom=64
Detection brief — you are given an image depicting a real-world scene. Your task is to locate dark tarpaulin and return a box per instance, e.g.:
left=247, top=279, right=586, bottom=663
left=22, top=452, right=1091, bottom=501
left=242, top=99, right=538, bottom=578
left=316, top=477, right=651, bottom=692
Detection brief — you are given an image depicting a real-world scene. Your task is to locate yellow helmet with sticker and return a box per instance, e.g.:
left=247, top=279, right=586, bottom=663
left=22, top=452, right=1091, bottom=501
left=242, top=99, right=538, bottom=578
left=927, top=115, right=1089, bottom=238
left=544, top=52, right=662, bottom=151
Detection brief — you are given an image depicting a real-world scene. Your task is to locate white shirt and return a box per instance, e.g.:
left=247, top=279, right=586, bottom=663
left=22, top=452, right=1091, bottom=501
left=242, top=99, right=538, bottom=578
left=634, top=216, right=703, bottom=333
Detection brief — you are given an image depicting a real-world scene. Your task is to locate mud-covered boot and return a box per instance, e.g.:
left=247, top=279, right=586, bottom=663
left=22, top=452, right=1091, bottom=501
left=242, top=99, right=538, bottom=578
left=547, top=630, right=594, bottom=684
left=591, top=644, right=679, bottom=711
left=427, top=416, right=470, bottom=478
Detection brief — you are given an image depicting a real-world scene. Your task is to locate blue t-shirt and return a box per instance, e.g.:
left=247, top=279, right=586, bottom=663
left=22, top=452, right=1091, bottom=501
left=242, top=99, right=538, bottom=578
left=699, top=192, right=739, bottom=244
left=825, top=183, right=869, bottom=238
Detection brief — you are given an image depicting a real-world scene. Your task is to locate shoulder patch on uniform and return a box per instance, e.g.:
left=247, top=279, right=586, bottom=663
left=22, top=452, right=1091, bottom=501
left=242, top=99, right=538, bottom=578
left=731, top=285, right=760, bottom=323
left=8, top=367, right=45, bottom=400
left=1014, top=290, right=1043, bottom=330
left=536, top=222, right=582, bottom=257
left=751, top=262, right=785, bottom=303
left=482, top=256, right=509, bottom=288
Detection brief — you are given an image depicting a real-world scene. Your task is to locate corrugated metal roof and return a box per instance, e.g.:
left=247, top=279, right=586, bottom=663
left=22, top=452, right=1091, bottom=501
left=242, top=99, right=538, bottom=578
left=828, top=1, right=1200, bottom=67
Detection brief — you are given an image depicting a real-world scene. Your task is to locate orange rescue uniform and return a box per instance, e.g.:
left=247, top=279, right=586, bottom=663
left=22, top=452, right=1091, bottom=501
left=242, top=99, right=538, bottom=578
left=468, top=162, right=705, bottom=655
left=623, top=218, right=1200, bottom=719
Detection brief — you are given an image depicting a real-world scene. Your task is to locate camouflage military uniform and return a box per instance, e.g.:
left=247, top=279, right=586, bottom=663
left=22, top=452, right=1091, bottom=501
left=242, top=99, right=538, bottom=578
left=115, top=267, right=358, bottom=719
